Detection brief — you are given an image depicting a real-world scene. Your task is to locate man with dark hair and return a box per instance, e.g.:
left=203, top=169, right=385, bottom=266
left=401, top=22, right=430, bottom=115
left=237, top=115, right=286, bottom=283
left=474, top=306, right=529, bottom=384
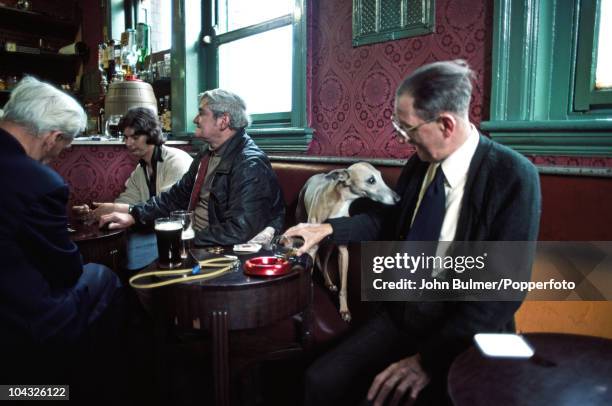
left=73, top=107, right=192, bottom=270
left=101, top=89, right=284, bottom=246
left=74, top=107, right=192, bottom=216
left=285, top=60, right=541, bottom=405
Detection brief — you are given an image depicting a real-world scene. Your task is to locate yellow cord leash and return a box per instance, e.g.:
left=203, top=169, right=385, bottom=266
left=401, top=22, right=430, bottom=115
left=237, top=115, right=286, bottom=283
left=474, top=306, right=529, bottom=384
left=129, top=256, right=240, bottom=289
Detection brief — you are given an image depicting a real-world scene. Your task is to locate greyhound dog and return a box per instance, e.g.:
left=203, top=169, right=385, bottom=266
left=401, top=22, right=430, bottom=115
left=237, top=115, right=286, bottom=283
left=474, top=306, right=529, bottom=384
left=297, top=162, right=399, bottom=322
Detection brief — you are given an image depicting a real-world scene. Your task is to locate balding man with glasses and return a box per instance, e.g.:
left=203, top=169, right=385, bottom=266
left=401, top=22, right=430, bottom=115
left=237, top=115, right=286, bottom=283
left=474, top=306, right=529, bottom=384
left=285, top=60, right=541, bottom=406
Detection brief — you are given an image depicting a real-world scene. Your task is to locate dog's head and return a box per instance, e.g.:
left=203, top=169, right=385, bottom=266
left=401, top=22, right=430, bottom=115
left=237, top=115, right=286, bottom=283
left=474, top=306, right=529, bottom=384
left=329, top=162, right=400, bottom=205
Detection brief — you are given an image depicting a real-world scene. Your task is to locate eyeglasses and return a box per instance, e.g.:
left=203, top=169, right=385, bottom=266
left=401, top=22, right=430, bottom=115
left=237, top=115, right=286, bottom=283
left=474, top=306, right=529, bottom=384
left=391, top=116, right=440, bottom=139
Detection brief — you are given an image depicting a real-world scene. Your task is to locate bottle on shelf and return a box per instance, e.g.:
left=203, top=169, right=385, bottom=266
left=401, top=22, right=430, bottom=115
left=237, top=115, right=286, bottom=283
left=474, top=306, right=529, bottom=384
left=120, top=29, right=138, bottom=77
left=136, top=22, right=150, bottom=71
left=161, top=95, right=172, bottom=132
left=106, top=39, right=116, bottom=84
left=98, top=42, right=108, bottom=94
left=113, top=43, right=123, bottom=82
left=98, top=108, right=105, bottom=135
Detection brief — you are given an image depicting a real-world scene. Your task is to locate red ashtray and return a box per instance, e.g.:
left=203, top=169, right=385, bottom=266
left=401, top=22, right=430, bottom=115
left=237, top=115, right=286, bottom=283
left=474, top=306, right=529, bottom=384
left=244, top=256, right=290, bottom=276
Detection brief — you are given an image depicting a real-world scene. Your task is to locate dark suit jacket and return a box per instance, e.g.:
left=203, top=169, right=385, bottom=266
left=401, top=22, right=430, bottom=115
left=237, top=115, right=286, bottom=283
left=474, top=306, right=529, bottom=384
left=0, top=128, right=110, bottom=346
left=329, top=134, right=542, bottom=373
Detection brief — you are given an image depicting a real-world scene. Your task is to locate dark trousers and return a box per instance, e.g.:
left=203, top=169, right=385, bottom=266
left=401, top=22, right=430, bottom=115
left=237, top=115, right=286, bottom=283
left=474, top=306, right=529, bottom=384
left=303, top=310, right=450, bottom=406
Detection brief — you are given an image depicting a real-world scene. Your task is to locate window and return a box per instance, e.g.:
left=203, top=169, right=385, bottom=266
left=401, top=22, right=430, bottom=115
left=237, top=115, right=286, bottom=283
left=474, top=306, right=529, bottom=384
left=215, top=1, right=293, bottom=116
left=137, top=0, right=172, bottom=53
left=184, top=0, right=312, bottom=151
left=595, top=0, right=612, bottom=89
left=481, top=0, right=612, bottom=156
left=352, top=0, right=435, bottom=47
left=575, top=0, right=612, bottom=111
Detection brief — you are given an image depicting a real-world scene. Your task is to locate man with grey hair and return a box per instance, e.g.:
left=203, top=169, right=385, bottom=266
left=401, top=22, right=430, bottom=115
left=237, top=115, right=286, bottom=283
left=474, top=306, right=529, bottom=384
left=101, top=88, right=284, bottom=247
left=285, top=60, right=541, bottom=405
left=0, top=77, right=123, bottom=387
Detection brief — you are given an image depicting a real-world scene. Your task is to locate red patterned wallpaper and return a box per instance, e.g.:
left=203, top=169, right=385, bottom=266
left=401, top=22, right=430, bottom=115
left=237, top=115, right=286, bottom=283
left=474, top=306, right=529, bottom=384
left=50, top=0, right=610, bottom=208
left=51, top=146, right=139, bottom=206
left=50, top=144, right=195, bottom=207
left=306, top=0, right=612, bottom=168
left=307, top=0, right=491, bottom=158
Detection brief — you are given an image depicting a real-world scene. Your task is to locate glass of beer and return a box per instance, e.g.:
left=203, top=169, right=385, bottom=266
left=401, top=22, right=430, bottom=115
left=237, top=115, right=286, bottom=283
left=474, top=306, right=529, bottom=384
left=171, top=210, right=195, bottom=259
left=154, top=217, right=183, bottom=268
left=105, top=114, right=122, bottom=138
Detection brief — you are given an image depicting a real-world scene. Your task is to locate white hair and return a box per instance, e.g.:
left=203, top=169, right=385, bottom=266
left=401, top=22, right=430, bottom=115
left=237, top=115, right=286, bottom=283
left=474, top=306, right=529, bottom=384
left=1, top=76, right=86, bottom=139
left=199, top=89, right=251, bottom=130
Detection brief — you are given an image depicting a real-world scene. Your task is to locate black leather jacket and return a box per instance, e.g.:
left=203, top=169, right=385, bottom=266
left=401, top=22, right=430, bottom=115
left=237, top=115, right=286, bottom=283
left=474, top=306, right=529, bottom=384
left=130, top=130, right=285, bottom=246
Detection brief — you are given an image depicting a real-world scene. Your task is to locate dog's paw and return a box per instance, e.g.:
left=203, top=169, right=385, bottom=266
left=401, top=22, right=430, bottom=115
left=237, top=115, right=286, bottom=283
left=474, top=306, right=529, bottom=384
left=340, top=310, right=352, bottom=323
left=326, top=283, right=338, bottom=292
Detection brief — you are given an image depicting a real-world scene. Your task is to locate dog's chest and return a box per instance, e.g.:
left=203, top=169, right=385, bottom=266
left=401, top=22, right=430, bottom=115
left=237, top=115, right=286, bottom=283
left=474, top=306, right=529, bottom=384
left=328, top=200, right=351, bottom=219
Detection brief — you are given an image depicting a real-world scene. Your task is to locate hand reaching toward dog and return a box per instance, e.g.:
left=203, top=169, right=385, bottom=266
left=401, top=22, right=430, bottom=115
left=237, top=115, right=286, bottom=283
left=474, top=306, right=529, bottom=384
left=283, top=222, right=333, bottom=256
left=99, top=212, right=135, bottom=230
left=367, top=354, right=430, bottom=406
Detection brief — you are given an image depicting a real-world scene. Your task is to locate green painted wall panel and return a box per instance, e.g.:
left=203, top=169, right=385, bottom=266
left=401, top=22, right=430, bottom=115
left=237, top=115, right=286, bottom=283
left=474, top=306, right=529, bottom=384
left=484, top=0, right=612, bottom=156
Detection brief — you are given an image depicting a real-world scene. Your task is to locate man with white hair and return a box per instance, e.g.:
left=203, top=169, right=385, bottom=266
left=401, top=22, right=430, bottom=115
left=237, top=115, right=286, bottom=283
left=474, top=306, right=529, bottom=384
left=0, top=76, right=122, bottom=387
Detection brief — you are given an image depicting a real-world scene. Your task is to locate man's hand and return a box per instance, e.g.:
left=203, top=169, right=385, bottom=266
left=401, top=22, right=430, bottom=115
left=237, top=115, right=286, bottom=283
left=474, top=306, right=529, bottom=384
left=99, top=212, right=136, bottom=230
left=282, top=223, right=333, bottom=256
left=92, top=202, right=130, bottom=220
left=72, top=203, right=93, bottom=221
left=367, top=354, right=430, bottom=406
left=72, top=202, right=130, bottom=221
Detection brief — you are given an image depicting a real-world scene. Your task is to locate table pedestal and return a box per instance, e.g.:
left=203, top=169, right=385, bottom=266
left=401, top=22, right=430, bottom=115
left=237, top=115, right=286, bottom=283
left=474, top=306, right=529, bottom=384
left=139, top=249, right=313, bottom=406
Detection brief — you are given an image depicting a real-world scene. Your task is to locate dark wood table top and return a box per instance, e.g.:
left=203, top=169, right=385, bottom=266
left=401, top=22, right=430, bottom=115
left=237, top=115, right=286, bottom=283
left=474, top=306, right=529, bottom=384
left=68, top=220, right=124, bottom=242
left=138, top=247, right=313, bottom=331
left=448, top=333, right=612, bottom=406
left=142, top=247, right=311, bottom=288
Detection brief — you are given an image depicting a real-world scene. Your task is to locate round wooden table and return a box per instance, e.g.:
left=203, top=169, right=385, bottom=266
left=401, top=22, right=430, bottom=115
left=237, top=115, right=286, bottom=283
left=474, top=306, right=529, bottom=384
left=448, top=333, right=612, bottom=405
left=70, top=221, right=127, bottom=272
left=137, top=247, right=313, bottom=406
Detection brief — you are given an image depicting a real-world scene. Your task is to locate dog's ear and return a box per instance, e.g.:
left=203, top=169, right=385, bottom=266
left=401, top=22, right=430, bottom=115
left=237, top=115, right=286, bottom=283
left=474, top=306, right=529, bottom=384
left=337, top=169, right=351, bottom=185
left=325, top=169, right=341, bottom=180
left=325, top=169, right=351, bottom=184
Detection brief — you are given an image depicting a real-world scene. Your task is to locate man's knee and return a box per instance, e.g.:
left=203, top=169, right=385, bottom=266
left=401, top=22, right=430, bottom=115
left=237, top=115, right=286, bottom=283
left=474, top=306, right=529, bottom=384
left=304, top=361, right=348, bottom=406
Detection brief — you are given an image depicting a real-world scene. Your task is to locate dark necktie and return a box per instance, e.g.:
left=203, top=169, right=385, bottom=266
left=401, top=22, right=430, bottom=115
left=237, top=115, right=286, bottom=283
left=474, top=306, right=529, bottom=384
left=406, top=165, right=446, bottom=241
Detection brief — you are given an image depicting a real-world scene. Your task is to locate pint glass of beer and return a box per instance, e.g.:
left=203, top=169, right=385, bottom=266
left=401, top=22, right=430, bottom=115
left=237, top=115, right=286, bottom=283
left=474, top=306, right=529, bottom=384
left=154, top=217, right=183, bottom=268
left=171, top=210, right=195, bottom=259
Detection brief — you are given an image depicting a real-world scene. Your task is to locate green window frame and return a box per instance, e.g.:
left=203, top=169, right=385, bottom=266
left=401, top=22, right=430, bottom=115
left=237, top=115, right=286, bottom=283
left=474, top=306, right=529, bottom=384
left=574, top=0, right=612, bottom=111
left=481, top=0, right=612, bottom=156
left=352, top=0, right=435, bottom=47
left=171, top=0, right=312, bottom=152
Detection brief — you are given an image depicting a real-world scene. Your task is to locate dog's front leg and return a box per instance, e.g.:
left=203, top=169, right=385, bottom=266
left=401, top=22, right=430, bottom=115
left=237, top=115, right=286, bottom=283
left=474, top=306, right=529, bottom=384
left=310, top=244, right=336, bottom=291
left=337, top=244, right=351, bottom=322
left=320, top=245, right=337, bottom=292
left=307, top=244, right=319, bottom=276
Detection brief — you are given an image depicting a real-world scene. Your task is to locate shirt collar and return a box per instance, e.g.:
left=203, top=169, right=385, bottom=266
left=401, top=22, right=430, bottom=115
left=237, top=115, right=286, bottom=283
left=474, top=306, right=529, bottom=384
left=139, top=145, right=164, bottom=168
left=440, top=124, right=479, bottom=188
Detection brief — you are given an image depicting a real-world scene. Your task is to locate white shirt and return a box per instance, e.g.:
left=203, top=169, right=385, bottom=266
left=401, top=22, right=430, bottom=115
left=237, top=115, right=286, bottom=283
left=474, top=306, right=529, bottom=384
left=438, top=124, right=479, bottom=241
left=412, top=125, right=479, bottom=242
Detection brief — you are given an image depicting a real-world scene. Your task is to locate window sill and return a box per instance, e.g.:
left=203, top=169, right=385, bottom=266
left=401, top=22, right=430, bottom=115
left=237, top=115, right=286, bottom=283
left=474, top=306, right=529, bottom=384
left=481, top=119, right=612, bottom=156
left=176, top=127, right=314, bottom=153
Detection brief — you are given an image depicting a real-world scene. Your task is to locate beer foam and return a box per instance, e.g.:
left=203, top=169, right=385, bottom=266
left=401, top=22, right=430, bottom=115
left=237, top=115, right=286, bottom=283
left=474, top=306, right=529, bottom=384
left=182, top=228, right=195, bottom=240
left=155, top=222, right=182, bottom=231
